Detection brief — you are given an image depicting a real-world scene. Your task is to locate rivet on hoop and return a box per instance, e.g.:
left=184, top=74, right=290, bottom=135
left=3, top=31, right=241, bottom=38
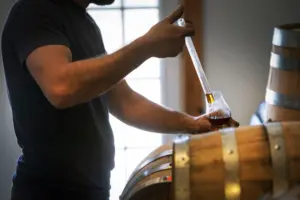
left=228, top=149, right=234, bottom=155
left=274, top=144, right=281, bottom=150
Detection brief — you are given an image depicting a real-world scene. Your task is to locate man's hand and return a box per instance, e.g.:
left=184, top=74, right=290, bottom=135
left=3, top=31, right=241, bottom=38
left=141, top=5, right=194, bottom=58
left=189, top=112, right=240, bottom=134
left=206, top=109, right=240, bottom=131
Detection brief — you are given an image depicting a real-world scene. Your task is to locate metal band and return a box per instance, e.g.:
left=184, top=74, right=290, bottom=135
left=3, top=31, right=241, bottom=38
left=220, top=127, right=241, bottom=200
left=259, top=185, right=300, bottom=200
left=265, top=122, right=288, bottom=198
left=127, top=149, right=173, bottom=181
left=265, top=88, right=300, bottom=110
left=273, top=27, right=300, bottom=48
left=123, top=176, right=172, bottom=200
left=121, top=163, right=172, bottom=200
left=270, top=52, right=300, bottom=71
left=174, top=135, right=190, bottom=200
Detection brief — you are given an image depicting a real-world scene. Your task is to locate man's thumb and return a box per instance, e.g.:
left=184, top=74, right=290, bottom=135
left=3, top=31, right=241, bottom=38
left=165, top=5, right=184, bottom=24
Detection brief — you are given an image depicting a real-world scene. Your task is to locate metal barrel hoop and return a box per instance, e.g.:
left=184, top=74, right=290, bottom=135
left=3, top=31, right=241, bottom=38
left=173, top=135, right=191, bottom=200
left=265, top=88, right=300, bottom=110
left=270, top=52, right=300, bottom=71
left=121, top=163, right=172, bottom=200
left=120, top=149, right=173, bottom=200
left=265, top=122, right=288, bottom=198
left=272, top=26, right=300, bottom=48
left=220, top=127, right=241, bottom=200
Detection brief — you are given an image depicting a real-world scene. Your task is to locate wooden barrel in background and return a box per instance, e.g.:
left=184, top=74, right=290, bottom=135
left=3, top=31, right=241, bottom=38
left=265, top=23, right=300, bottom=122
left=121, top=121, right=300, bottom=200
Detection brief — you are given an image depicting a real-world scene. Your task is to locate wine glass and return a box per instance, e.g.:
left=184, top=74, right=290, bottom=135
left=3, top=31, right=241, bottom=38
left=205, top=91, right=232, bottom=130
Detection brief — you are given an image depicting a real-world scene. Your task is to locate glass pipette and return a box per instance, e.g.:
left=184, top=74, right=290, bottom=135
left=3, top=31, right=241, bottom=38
left=177, top=18, right=214, bottom=103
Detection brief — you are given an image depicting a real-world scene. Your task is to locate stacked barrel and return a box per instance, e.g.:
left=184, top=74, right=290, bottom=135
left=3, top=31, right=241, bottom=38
left=265, top=23, right=300, bottom=122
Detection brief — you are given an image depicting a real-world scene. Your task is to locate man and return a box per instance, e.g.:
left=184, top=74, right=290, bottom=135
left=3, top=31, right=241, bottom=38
left=1, top=0, right=238, bottom=199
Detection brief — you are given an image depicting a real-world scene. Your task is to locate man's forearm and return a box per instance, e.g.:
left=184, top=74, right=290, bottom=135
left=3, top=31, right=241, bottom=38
left=52, top=37, right=151, bottom=108
left=110, top=91, right=199, bottom=134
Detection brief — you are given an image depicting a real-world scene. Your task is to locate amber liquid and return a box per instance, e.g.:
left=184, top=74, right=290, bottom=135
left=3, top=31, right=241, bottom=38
left=206, top=92, right=231, bottom=129
left=206, top=93, right=215, bottom=104
left=209, top=116, right=231, bottom=127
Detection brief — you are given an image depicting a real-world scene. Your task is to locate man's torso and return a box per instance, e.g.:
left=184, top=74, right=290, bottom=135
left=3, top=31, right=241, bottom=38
left=1, top=0, right=115, bottom=191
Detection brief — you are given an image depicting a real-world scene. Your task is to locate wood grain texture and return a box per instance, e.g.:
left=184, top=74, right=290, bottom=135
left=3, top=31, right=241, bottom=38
left=189, top=121, right=300, bottom=200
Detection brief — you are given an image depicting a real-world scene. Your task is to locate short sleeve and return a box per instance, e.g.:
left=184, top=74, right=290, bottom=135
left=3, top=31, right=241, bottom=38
left=11, top=2, right=70, bottom=64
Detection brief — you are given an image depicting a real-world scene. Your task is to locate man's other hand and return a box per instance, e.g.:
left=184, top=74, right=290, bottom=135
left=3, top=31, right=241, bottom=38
left=141, top=5, right=194, bottom=58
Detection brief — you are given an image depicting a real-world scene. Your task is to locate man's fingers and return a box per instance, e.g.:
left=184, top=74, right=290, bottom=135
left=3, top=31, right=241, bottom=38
left=180, top=27, right=195, bottom=37
left=230, top=118, right=240, bottom=127
left=192, top=120, right=212, bottom=135
left=164, top=6, right=194, bottom=37
left=185, top=20, right=193, bottom=26
left=165, top=4, right=184, bottom=24
left=176, top=21, right=195, bottom=37
left=184, top=21, right=194, bottom=29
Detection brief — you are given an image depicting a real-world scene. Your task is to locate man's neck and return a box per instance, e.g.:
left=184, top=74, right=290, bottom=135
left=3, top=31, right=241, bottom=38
left=72, top=0, right=90, bottom=8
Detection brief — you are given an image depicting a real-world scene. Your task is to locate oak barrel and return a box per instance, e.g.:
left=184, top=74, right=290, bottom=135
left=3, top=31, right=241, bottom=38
left=265, top=23, right=300, bottom=122
left=120, top=144, right=173, bottom=200
left=121, top=121, right=300, bottom=200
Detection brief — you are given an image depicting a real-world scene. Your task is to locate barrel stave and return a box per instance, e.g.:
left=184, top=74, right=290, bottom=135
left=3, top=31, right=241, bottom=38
left=186, top=122, right=300, bottom=200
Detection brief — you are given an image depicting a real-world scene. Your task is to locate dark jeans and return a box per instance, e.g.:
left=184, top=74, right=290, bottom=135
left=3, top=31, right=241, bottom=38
left=10, top=171, right=110, bottom=200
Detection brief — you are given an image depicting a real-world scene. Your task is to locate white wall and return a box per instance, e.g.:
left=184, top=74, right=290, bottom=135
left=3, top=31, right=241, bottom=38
left=0, top=0, right=21, bottom=200
left=203, top=0, right=300, bottom=125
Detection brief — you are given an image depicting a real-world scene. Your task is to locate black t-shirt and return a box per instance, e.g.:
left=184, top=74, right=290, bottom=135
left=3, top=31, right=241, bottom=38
left=1, top=0, right=115, bottom=191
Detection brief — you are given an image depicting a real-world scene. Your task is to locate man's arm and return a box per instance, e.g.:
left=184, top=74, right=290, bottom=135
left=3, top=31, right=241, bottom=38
left=106, top=81, right=211, bottom=134
left=24, top=5, right=194, bottom=109
left=26, top=38, right=150, bottom=109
